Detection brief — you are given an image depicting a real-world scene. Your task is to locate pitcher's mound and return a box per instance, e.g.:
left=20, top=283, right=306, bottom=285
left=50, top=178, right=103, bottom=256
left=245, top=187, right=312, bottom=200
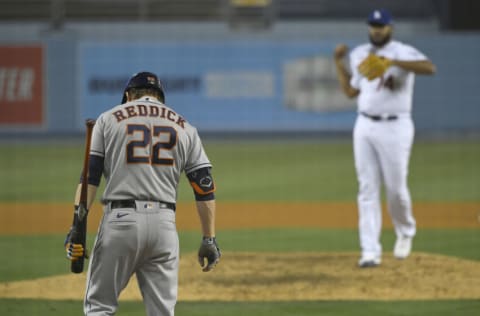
left=1, top=252, right=479, bottom=301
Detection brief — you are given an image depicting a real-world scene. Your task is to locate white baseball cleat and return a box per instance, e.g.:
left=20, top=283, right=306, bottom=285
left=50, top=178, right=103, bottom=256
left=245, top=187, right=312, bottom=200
left=394, top=235, right=413, bottom=259
left=358, top=255, right=381, bottom=268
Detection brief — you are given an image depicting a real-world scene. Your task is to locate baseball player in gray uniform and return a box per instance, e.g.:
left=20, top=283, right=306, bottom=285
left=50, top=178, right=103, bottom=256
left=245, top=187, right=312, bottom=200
left=65, top=71, right=221, bottom=315
left=334, top=9, right=436, bottom=268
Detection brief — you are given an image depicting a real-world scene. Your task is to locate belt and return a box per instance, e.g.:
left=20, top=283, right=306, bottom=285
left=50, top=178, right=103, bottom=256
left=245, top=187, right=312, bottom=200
left=360, top=112, right=398, bottom=121
left=110, top=200, right=176, bottom=211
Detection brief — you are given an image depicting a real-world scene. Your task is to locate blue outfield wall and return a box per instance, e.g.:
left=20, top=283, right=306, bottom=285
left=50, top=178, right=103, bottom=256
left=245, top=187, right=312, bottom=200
left=409, top=35, right=480, bottom=133
left=77, top=36, right=480, bottom=134
left=1, top=29, right=480, bottom=135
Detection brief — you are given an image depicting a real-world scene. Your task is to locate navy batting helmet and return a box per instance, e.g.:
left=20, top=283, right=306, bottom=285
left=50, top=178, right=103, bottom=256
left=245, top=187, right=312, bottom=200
left=121, top=71, right=165, bottom=104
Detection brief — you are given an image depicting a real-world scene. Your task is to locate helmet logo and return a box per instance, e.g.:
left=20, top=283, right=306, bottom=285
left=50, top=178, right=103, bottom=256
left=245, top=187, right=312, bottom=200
left=147, top=76, right=156, bottom=85
left=374, top=10, right=381, bottom=19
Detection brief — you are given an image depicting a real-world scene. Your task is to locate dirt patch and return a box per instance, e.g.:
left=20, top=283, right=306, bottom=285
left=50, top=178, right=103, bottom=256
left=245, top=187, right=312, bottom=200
left=1, top=252, right=479, bottom=301
left=1, top=201, right=479, bottom=234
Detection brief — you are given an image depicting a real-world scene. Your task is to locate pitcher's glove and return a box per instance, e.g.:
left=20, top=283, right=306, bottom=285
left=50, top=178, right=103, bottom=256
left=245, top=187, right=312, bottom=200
left=198, top=237, right=221, bottom=272
left=64, top=227, right=89, bottom=261
left=358, top=54, right=393, bottom=81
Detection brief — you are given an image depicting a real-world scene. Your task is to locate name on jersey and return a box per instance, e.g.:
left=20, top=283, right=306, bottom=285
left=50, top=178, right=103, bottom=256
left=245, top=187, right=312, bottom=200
left=112, top=104, right=185, bottom=129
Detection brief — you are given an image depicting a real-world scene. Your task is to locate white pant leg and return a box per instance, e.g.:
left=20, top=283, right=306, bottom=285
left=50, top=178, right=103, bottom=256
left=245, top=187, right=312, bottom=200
left=376, top=118, right=416, bottom=239
left=353, top=117, right=383, bottom=258
left=84, top=206, right=143, bottom=316
left=136, top=207, right=179, bottom=316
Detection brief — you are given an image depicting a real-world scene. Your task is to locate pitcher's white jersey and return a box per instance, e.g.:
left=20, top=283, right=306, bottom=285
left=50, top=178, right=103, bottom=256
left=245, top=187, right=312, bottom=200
left=349, top=40, right=428, bottom=115
left=90, top=96, right=211, bottom=204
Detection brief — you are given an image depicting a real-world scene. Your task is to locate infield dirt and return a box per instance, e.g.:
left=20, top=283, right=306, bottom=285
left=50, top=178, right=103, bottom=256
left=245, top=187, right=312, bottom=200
left=1, top=252, right=480, bottom=301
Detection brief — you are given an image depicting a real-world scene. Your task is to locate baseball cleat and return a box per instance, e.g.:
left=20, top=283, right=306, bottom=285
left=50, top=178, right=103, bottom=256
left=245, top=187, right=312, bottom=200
left=394, top=235, right=413, bottom=259
left=358, top=255, right=381, bottom=268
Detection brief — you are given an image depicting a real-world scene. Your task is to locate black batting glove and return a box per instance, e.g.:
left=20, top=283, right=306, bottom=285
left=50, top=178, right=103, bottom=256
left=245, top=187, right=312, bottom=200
left=198, top=237, right=221, bottom=272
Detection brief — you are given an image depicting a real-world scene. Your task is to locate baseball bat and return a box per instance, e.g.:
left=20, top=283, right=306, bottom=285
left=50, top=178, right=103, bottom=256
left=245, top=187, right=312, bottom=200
left=71, top=119, right=96, bottom=273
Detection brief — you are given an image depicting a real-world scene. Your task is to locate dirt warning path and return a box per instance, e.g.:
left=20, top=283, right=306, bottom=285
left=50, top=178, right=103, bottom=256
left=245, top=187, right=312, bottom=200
left=0, top=201, right=479, bottom=234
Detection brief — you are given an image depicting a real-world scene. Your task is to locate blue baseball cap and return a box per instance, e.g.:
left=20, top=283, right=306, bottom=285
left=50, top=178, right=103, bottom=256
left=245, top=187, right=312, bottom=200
left=367, top=9, right=392, bottom=26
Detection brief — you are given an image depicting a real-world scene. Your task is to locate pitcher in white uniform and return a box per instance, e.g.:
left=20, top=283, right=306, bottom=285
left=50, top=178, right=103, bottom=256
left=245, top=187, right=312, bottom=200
left=65, top=71, right=221, bottom=314
left=333, top=9, right=436, bottom=267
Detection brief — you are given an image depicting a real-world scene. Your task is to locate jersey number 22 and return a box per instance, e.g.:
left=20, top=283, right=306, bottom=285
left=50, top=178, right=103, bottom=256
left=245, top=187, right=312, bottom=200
left=126, top=124, right=177, bottom=166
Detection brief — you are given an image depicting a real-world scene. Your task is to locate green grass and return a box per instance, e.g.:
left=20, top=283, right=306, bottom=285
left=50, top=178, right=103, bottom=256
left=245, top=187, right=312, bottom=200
left=0, top=144, right=82, bottom=202
left=409, top=141, right=480, bottom=202
left=1, top=299, right=480, bottom=316
left=204, top=141, right=357, bottom=201
left=0, top=140, right=479, bottom=202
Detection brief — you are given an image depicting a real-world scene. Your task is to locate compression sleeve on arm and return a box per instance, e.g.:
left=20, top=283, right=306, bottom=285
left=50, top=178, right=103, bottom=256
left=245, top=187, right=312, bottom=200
left=79, top=154, right=104, bottom=186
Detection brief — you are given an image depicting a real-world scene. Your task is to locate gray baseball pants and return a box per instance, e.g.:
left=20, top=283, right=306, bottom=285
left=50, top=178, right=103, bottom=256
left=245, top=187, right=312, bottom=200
left=84, top=201, right=179, bottom=316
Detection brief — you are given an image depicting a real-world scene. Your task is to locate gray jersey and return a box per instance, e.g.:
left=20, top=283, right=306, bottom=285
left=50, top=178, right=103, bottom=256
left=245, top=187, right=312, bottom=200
left=90, top=96, right=211, bottom=204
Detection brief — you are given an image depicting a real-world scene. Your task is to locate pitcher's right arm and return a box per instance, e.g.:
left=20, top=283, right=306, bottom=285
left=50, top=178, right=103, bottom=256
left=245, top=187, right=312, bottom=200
left=334, top=44, right=360, bottom=98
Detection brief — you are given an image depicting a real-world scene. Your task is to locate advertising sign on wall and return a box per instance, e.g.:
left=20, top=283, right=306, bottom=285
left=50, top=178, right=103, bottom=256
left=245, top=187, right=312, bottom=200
left=0, top=46, right=44, bottom=125
left=79, top=41, right=355, bottom=132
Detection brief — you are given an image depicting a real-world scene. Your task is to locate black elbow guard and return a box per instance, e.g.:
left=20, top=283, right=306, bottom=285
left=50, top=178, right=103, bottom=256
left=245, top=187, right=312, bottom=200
left=187, top=167, right=215, bottom=201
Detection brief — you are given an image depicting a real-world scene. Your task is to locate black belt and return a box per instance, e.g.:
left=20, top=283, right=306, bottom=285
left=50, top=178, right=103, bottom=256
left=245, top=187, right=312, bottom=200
left=360, top=112, right=398, bottom=121
left=110, top=200, right=176, bottom=211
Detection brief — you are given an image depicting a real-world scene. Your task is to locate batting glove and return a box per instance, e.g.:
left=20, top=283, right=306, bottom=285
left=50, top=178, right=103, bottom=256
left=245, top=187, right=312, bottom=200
left=64, top=227, right=89, bottom=261
left=198, top=237, right=221, bottom=272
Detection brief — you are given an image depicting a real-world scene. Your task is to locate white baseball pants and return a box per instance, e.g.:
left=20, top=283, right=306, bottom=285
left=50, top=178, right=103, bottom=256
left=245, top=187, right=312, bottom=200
left=84, top=201, right=179, bottom=316
left=353, top=114, right=416, bottom=259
